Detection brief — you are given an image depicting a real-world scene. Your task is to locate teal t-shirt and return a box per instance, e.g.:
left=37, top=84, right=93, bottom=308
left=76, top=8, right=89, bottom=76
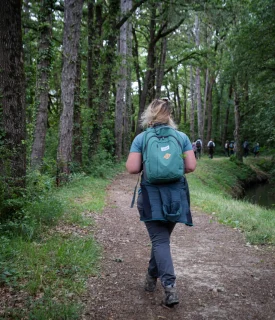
left=130, top=127, right=192, bottom=153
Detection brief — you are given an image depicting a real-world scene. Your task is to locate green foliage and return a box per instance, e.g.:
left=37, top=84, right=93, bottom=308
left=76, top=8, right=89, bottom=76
left=84, top=148, right=124, bottom=178
left=0, top=168, right=125, bottom=318
left=0, top=168, right=61, bottom=240
left=221, top=0, right=275, bottom=147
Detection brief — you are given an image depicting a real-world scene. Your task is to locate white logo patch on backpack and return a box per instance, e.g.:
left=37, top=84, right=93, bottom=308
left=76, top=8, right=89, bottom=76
left=161, top=145, right=170, bottom=152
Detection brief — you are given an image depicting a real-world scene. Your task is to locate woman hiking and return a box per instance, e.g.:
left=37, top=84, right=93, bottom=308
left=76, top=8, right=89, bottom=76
left=126, top=98, right=196, bottom=307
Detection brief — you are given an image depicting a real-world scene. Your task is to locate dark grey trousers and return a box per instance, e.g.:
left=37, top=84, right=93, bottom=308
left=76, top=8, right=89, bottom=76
left=144, top=220, right=176, bottom=287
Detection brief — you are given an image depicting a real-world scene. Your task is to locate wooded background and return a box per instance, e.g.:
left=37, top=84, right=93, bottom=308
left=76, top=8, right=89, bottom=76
left=0, top=0, right=274, bottom=213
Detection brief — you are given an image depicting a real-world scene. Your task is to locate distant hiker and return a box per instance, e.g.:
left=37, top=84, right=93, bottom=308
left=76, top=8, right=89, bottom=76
left=126, top=98, right=196, bottom=308
left=243, top=140, right=249, bottom=157
left=224, top=140, right=229, bottom=157
left=192, top=141, right=197, bottom=159
left=229, top=140, right=235, bottom=155
left=195, top=138, right=202, bottom=159
left=207, top=138, right=215, bottom=159
left=253, top=143, right=260, bottom=157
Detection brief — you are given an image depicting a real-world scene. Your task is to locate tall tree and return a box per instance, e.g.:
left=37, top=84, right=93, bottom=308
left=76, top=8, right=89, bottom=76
left=195, top=15, right=203, bottom=143
left=122, top=10, right=133, bottom=156
left=115, top=0, right=132, bottom=162
left=31, top=0, right=54, bottom=169
left=155, top=34, right=167, bottom=98
left=87, top=0, right=103, bottom=159
left=135, top=3, right=186, bottom=135
left=57, top=0, right=84, bottom=182
left=88, top=0, right=120, bottom=157
left=233, top=87, right=242, bottom=161
left=0, top=0, right=26, bottom=194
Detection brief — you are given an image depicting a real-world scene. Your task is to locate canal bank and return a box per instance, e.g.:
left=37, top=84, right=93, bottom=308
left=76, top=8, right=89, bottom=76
left=187, top=156, right=275, bottom=245
left=242, top=156, right=275, bottom=209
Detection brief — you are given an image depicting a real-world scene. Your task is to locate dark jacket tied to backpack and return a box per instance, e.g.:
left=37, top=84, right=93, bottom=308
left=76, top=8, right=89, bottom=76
left=138, top=176, right=193, bottom=225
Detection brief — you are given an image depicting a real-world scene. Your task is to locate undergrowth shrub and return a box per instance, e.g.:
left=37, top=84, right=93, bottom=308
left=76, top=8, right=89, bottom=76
left=0, top=196, right=63, bottom=241
left=0, top=169, right=63, bottom=240
left=25, top=169, right=56, bottom=199
left=85, top=148, right=121, bottom=178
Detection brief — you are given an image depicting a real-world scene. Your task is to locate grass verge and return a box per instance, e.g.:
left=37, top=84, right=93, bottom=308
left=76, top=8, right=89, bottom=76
left=187, top=156, right=275, bottom=245
left=0, top=162, right=125, bottom=319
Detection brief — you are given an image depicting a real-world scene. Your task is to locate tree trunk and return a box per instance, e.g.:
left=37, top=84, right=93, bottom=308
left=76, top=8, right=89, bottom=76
left=183, top=66, right=187, bottom=125
left=87, top=0, right=95, bottom=115
left=122, top=1, right=133, bottom=156
left=175, top=83, right=181, bottom=125
left=0, top=0, right=26, bottom=192
left=135, top=5, right=156, bottom=135
left=195, top=15, right=203, bottom=143
left=223, top=85, right=233, bottom=143
left=206, top=78, right=215, bottom=144
left=115, top=0, right=132, bottom=162
left=57, top=0, right=84, bottom=183
left=132, top=27, right=142, bottom=102
left=73, top=48, right=82, bottom=166
left=233, top=88, right=243, bottom=162
left=189, top=65, right=195, bottom=141
left=155, top=36, right=167, bottom=98
left=88, top=0, right=120, bottom=155
left=87, top=1, right=103, bottom=159
left=31, top=0, right=54, bottom=169
left=202, top=68, right=209, bottom=138
left=171, top=68, right=181, bottom=125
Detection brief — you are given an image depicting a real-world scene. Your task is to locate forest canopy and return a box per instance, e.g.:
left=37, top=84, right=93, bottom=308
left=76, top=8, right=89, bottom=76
left=0, top=0, right=275, bottom=215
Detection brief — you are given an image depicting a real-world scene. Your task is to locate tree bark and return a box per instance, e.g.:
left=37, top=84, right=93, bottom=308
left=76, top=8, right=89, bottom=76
left=132, top=27, right=142, bottom=101
left=31, top=0, right=54, bottom=169
left=195, top=15, right=203, bottom=143
left=171, top=68, right=181, bottom=125
left=73, top=48, right=82, bottom=166
left=88, top=0, right=120, bottom=155
left=206, top=77, right=215, bottom=144
left=183, top=66, right=187, bottom=125
left=123, top=0, right=133, bottom=156
left=87, top=1, right=103, bottom=159
left=175, top=83, right=181, bottom=125
left=135, top=5, right=157, bottom=135
left=233, top=88, right=243, bottom=162
left=115, top=0, right=132, bottom=161
left=0, top=0, right=26, bottom=191
left=223, top=84, right=233, bottom=143
left=155, top=36, right=167, bottom=98
left=57, top=0, right=84, bottom=183
left=189, top=64, right=195, bottom=141
left=202, top=68, right=209, bottom=139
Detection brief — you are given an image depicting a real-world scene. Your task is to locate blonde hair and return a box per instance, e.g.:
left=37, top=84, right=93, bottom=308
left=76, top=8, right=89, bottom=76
left=140, top=99, right=177, bottom=129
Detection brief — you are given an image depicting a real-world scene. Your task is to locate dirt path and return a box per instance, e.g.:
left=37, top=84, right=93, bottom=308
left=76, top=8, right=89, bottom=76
left=81, top=172, right=275, bottom=320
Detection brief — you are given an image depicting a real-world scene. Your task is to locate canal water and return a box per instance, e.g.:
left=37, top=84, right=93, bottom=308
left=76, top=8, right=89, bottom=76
left=244, top=182, right=275, bottom=209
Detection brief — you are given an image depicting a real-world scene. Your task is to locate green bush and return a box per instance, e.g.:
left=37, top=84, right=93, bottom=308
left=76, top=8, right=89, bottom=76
left=0, top=196, right=63, bottom=240
left=26, top=169, right=56, bottom=199
left=85, top=148, right=121, bottom=178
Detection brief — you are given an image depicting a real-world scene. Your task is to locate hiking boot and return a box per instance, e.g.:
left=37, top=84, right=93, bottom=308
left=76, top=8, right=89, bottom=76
left=144, top=273, right=157, bottom=292
left=163, top=285, right=179, bottom=307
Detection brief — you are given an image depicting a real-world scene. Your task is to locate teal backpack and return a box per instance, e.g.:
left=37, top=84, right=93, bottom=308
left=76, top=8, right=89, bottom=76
left=142, top=126, right=184, bottom=184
